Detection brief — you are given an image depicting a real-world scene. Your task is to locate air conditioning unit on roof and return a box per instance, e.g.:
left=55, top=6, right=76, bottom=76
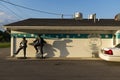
left=88, top=14, right=96, bottom=20
left=74, top=12, right=83, bottom=20
left=115, top=13, right=120, bottom=21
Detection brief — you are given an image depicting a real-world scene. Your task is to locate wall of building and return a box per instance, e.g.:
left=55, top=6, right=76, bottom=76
left=115, top=30, right=120, bottom=44
left=11, top=31, right=114, bottom=58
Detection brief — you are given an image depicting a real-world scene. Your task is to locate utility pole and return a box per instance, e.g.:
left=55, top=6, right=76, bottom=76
left=61, top=14, right=64, bottom=19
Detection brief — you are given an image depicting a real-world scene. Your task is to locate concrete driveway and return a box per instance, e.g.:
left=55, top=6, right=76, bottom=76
left=0, top=48, right=120, bottom=80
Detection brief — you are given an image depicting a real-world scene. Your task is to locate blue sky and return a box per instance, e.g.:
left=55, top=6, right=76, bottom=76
left=0, top=0, right=120, bottom=25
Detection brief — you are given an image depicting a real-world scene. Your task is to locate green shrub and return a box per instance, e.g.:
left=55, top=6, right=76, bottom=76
left=0, top=42, right=10, bottom=48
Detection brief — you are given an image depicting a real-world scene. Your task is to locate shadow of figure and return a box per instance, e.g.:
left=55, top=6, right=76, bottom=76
left=43, top=43, right=56, bottom=57
left=53, top=39, right=72, bottom=57
left=29, top=42, right=56, bottom=58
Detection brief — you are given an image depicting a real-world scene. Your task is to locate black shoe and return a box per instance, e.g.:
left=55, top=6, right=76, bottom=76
left=23, top=57, right=27, bottom=59
left=41, top=56, right=45, bottom=59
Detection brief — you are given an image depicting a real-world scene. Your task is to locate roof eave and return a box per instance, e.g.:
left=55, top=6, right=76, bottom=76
left=4, top=26, right=120, bottom=31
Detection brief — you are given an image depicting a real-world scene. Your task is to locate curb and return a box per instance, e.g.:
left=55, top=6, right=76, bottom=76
left=6, top=56, right=103, bottom=61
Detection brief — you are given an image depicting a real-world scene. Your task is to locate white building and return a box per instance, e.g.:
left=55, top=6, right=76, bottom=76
left=4, top=18, right=120, bottom=58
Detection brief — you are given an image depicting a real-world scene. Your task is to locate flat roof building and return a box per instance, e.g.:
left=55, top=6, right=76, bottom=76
left=4, top=18, right=120, bottom=58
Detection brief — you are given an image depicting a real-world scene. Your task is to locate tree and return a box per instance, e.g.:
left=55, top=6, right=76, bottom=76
left=0, top=30, right=10, bottom=42
left=3, top=30, right=10, bottom=42
left=0, top=31, right=4, bottom=42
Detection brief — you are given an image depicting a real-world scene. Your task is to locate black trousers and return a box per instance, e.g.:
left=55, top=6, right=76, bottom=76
left=40, top=46, right=43, bottom=58
left=34, top=45, right=44, bottom=58
left=15, top=46, right=27, bottom=57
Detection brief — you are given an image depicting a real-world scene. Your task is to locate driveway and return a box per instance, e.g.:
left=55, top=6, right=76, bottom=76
left=0, top=48, right=120, bottom=80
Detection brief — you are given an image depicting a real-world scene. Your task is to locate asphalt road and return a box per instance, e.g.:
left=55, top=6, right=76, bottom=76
left=0, top=48, right=120, bottom=80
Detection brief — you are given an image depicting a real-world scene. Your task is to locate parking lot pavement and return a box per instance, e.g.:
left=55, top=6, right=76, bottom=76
left=0, top=59, right=120, bottom=80
left=0, top=48, right=10, bottom=58
left=1, top=48, right=120, bottom=80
